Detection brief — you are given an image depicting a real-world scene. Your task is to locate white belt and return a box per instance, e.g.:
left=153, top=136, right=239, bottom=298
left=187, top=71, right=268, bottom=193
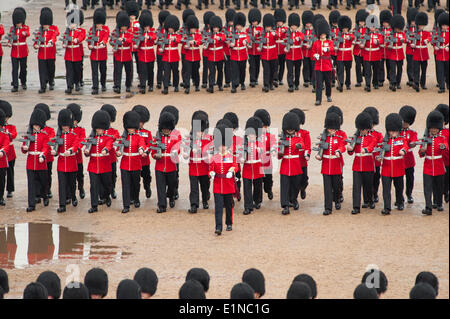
left=245, top=159, right=261, bottom=164
left=323, top=155, right=338, bottom=159
left=283, top=155, right=299, bottom=159
left=289, top=45, right=302, bottom=49
left=338, top=47, right=352, bottom=51
left=39, top=44, right=54, bottom=48
left=190, top=157, right=207, bottom=162
left=210, top=46, right=223, bottom=51
left=59, top=152, right=76, bottom=157
left=160, top=153, right=171, bottom=157
left=165, top=47, right=178, bottom=50
left=426, top=155, right=442, bottom=160
left=232, top=46, right=247, bottom=50
left=263, top=45, right=276, bottom=49
left=117, top=46, right=130, bottom=50
left=437, top=45, right=448, bottom=49
left=365, top=47, right=379, bottom=51
left=391, top=46, right=403, bottom=50
left=28, top=151, right=43, bottom=156
left=92, top=45, right=105, bottom=49
left=384, top=156, right=403, bottom=160
left=123, top=152, right=140, bottom=156
left=140, top=46, right=154, bottom=50
left=66, top=44, right=80, bottom=48
left=90, top=153, right=107, bottom=157
left=415, top=45, right=427, bottom=49
left=12, top=42, right=27, bottom=46
left=276, top=40, right=285, bottom=43
left=355, top=153, right=373, bottom=157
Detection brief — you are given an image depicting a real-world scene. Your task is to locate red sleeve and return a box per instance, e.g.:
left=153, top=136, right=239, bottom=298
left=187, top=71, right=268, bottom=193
left=304, top=131, right=311, bottom=154
left=101, top=30, right=110, bottom=45
left=310, top=41, right=317, bottom=57
left=329, top=40, right=335, bottom=55
left=0, top=25, right=4, bottom=37
left=78, top=28, right=86, bottom=42
left=337, top=138, right=346, bottom=155
left=366, top=136, right=377, bottom=153
left=70, top=134, right=81, bottom=154
left=41, top=134, right=50, bottom=157
left=138, top=135, right=146, bottom=150
left=151, top=137, right=158, bottom=159
left=103, top=137, right=113, bottom=153
left=378, top=34, right=384, bottom=46
left=8, top=125, right=17, bottom=141
left=0, top=134, right=9, bottom=155
left=23, top=25, right=30, bottom=38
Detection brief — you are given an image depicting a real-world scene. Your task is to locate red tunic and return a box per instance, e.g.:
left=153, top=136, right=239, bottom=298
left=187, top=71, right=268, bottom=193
left=387, top=32, right=406, bottom=61
left=400, top=128, right=418, bottom=169
left=379, top=27, right=392, bottom=59
left=188, top=135, right=212, bottom=177
left=54, top=131, right=80, bottom=173
left=380, top=137, right=408, bottom=178
left=207, top=32, right=226, bottom=62
left=434, top=30, right=449, bottom=62
left=320, top=135, right=346, bottom=175
left=230, top=31, right=249, bottom=61
left=183, top=31, right=202, bottom=62
left=412, top=30, right=431, bottom=61
left=419, top=135, right=448, bottom=176
left=296, top=129, right=311, bottom=168
left=86, top=134, right=113, bottom=174
left=3, top=124, right=17, bottom=162
left=439, top=128, right=449, bottom=166
left=348, top=134, right=377, bottom=172
left=152, top=134, right=179, bottom=173
left=119, top=133, right=146, bottom=171
left=242, top=140, right=264, bottom=180
left=311, top=39, right=335, bottom=71
left=352, top=26, right=367, bottom=57
left=362, top=32, right=384, bottom=62
left=261, top=131, right=276, bottom=171
left=0, top=132, right=10, bottom=169
left=336, top=33, right=355, bottom=61
left=209, top=152, right=239, bottom=194
left=105, top=127, right=120, bottom=164
left=129, top=20, right=140, bottom=53
left=42, top=126, right=55, bottom=163
left=370, top=129, right=384, bottom=168
left=137, top=128, right=152, bottom=166
left=246, top=25, right=263, bottom=56
left=21, top=131, right=50, bottom=171
left=278, top=135, right=304, bottom=176
left=9, top=25, right=30, bottom=58
left=260, top=31, right=278, bottom=61
left=112, top=30, right=133, bottom=62
left=49, top=25, right=60, bottom=58
left=276, top=26, right=288, bottom=55
left=302, top=28, right=315, bottom=58
left=88, top=26, right=109, bottom=61
left=73, top=126, right=86, bottom=165
left=64, top=28, right=85, bottom=62
left=285, top=30, right=304, bottom=61
left=136, top=29, right=156, bottom=62
left=161, top=33, right=181, bottom=62
left=231, top=135, right=243, bottom=173
left=405, top=26, right=416, bottom=55
left=0, top=24, right=4, bottom=57
left=34, top=28, right=57, bottom=60
left=156, top=27, right=165, bottom=56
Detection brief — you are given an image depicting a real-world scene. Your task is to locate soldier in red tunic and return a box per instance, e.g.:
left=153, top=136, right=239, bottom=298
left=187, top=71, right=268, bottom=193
left=329, top=10, right=340, bottom=88
left=229, top=13, right=250, bottom=93
left=361, top=15, right=384, bottom=92
left=435, top=104, right=449, bottom=203
left=301, top=11, right=315, bottom=88
left=410, top=12, right=431, bottom=92
left=260, top=14, right=279, bottom=92
left=434, top=13, right=449, bottom=93
left=160, top=15, right=181, bottom=94
left=0, top=101, right=17, bottom=199
left=0, top=15, right=4, bottom=84
left=206, top=16, right=226, bottom=93
left=352, top=9, right=369, bottom=88
left=405, top=7, right=418, bottom=88
left=182, top=15, right=202, bottom=94
left=247, top=9, right=263, bottom=88
left=126, top=1, right=141, bottom=80
left=67, top=103, right=86, bottom=200
left=285, top=13, right=304, bottom=92
left=156, top=11, right=170, bottom=89
left=111, top=11, right=133, bottom=94
left=223, top=9, right=235, bottom=89
left=388, top=15, right=407, bottom=91
left=274, top=9, right=288, bottom=86
left=0, top=109, right=10, bottom=206
left=135, top=10, right=156, bottom=94
left=101, top=104, right=120, bottom=199
left=378, top=10, right=393, bottom=88
left=335, top=15, right=354, bottom=91
left=399, top=106, right=418, bottom=204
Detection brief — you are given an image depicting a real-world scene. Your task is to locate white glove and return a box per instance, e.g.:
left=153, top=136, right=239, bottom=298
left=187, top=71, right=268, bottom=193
left=226, top=171, right=233, bottom=179
left=209, top=171, right=216, bottom=178
left=314, top=53, right=320, bottom=60
left=323, top=47, right=329, bottom=52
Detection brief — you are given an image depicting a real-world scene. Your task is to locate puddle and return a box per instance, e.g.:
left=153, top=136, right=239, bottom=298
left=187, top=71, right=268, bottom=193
left=0, top=223, right=130, bottom=269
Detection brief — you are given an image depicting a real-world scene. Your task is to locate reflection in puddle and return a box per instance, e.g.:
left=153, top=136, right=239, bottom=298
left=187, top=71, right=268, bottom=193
left=0, top=223, right=130, bottom=269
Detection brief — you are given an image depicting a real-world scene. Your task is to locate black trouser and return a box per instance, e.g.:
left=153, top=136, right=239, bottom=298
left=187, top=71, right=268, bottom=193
left=315, top=70, right=332, bottom=102
left=337, top=60, right=352, bottom=87
left=277, top=54, right=286, bottom=83
left=289, top=0, right=300, bottom=6
left=76, top=163, right=84, bottom=191
left=280, top=174, right=301, bottom=208
left=354, top=55, right=364, bottom=84
left=378, top=58, right=390, bottom=84
left=323, top=174, right=340, bottom=212
left=310, top=60, right=316, bottom=86
left=58, top=171, right=76, bottom=207
left=424, top=174, right=444, bottom=209
left=0, top=168, right=6, bottom=200
left=157, top=54, right=164, bottom=85
left=89, top=172, right=112, bottom=208
left=382, top=175, right=404, bottom=211
left=6, top=159, right=15, bottom=193
left=138, top=60, right=155, bottom=89
left=163, top=61, right=179, bottom=89
left=113, top=59, right=133, bottom=89
left=243, top=178, right=263, bottom=210
left=38, top=59, right=54, bottom=89
left=413, top=60, right=427, bottom=87
left=436, top=60, right=449, bottom=90
left=328, top=0, right=338, bottom=6
left=231, top=60, right=246, bottom=88
left=302, top=57, right=312, bottom=84
left=189, top=175, right=210, bottom=208
left=112, top=162, right=117, bottom=191
left=353, top=171, right=374, bottom=209
left=0, top=56, right=2, bottom=82
left=27, top=169, right=48, bottom=208
left=406, top=54, right=414, bottom=83
left=263, top=172, right=273, bottom=195
left=249, top=54, right=261, bottom=84
left=65, top=60, right=81, bottom=89
left=235, top=0, right=249, bottom=7
left=48, top=59, right=56, bottom=86
left=208, top=60, right=224, bottom=89
left=331, top=56, right=337, bottom=84
left=121, top=170, right=141, bottom=208
left=214, top=193, right=233, bottom=231
left=47, top=162, right=53, bottom=195
left=79, top=57, right=84, bottom=85
left=202, top=56, right=209, bottom=86
left=444, top=165, right=449, bottom=198
left=373, top=166, right=381, bottom=199
left=405, top=167, right=414, bottom=198
left=224, top=56, right=232, bottom=85
left=183, top=60, right=200, bottom=88
left=312, top=0, right=322, bottom=7
left=262, top=59, right=277, bottom=88
left=271, top=0, right=282, bottom=7
left=300, top=166, right=308, bottom=193
left=391, top=0, right=403, bottom=14
left=141, top=164, right=151, bottom=193
left=65, top=0, right=77, bottom=5
left=181, top=54, right=186, bottom=85
left=364, top=60, right=379, bottom=87
left=389, top=60, right=403, bottom=85
left=220, top=0, right=231, bottom=7
left=427, top=0, right=437, bottom=9
left=286, top=59, right=301, bottom=88
left=11, top=57, right=27, bottom=88
left=91, top=60, right=107, bottom=89
left=155, top=170, right=177, bottom=209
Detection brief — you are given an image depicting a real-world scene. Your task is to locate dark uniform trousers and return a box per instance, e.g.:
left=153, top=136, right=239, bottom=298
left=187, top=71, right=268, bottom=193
left=406, top=54, right=414, bottom=83
left=163, top=61, right=179, bottom=89
left=436, top=60, right=449, bottom=90
left=121, top=169, right=141, bottom=208
left=277, top=54, right=286, bottom=83
left=189, top=175, right=210, bottom=208
left=243, top=178, right=263, bottom=210
left=38, top=59, right=55, bottom=89
left=378, top=58, right=391, bottom=84
left=157, top=55, right=164, bottom=86
left=58, top=171, right=76, bottom=207
left=382, top=175, right=404, bottom=211
left=364, top=60, right=380, bottom=87
left=113, top=59, right=133, bottom=89
left=249, top=55, right=261, bottom=84
left=391, top=0, right=403, bottom=14
left=183, top=60, right=200, bottom=88
left=89, top=171, right=112, bottom=208
left=65, top=60, right=81, bottom=89
left=262, top=59, right=277, bottom=88
left=323, top=174, right=340, bottom=211
left=220, top=0, right=231, bottom=7
left=76, top=163, right=84, bottom=192
left=302, top=57, right=312, bottom=84
left=214, top=193, right=233, bottom=231
left=202, top=56, right=209, bottom=86
left=263, top=171, right=273, bottom=195
left=47, top=162, right=53, bottom=196
left=280, top=174, right=301, bottom=208
left=208, top=60, right=224, bottom=89
left=0, top=168, right=6, bottom=200
left=91, top=60, right=107, bottom=90
left=286, top=59, right=302, bottom=88
left=271, top=0, right=282, bottom=7
left=181, top=54, right=186, bottom=86
left=27, top=170, right=48, bottom=208
left=423, top=173, right=444, bottom=209
left=337, top=60, right=352, bottom=87
left=300, top=166, right=309, bottom=193
left=231, top=60, right=246, bottom=88
left=6, top=159, right=15, bottom=193
left=224, top=56, right=232, bottom=85
left=235, top=170, right=242, bottom=199
left=155, top=170, right=177, bottom=209
left=354, top=55, right=364, bottom=84
left=11, top=57, right=27, bottom=88
left=413, top=60, right=427, bottom=87
left=389, top=60, right=403, bottom=85
left=138, top=60, right=155, bottom=89
left=315, top=70, right=332, bottom=102
left=373, top=166, right=381, bottom=199
left=141, top=164, right=151, bottom=194
left=353, top=171, right=374, bottom=209
left=405, top=167, right=414, bottom=198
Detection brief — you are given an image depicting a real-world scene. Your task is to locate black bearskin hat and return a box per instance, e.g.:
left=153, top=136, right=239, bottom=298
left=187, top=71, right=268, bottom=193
left=288, top=13, right=301, bottom=28
left=158, top=10, right=170, bottom=25
left=254, top=109, right=271, bottom=127
left=179, top=280, right=206, bottom=299
left=29, top=109, right=47, bottom=128
left=274, top=9, right=286, bottom=23
left=192, top=111, right=209, bottom=132
left=186, top=268, right=210, bottom=292
left=67, top=9, right=83, bottom=26
left=230, top=283, right=255, bottom=299
left=248, top=8, right=262, bottom=24
left=34, top=103, right=50, bottom=121
left=13, top=8, right=26, bottom=25
left=234, top=12, right=246, bottom=28
left=415, top=12, right=428, bottom=26
left=116, top=279, right=141, bottom=299
left=426, top=111, right=444, bottom=130
left=37, top=271, right=61, bottom=299
left=186, top=15, right=199, bottom=30
left=100, top=104, right=117, bottom=123
left=40, top=7, right=53, bottom=26
left=399, top=105, right=417, bottom=125
left=438, top=12, right=449, bottom=27
left=139, top=10, right=153, bottom=28
left=158, top=112, right=175, bottom=131
left=290, top=108, right=305, bottom=125
left=23, top=282, right=48, bottom=299
left=203, top=11, right=215, bottom=26
left=363, top=106, right=379, bottom=125
left=324, top=112, right=341, bottom=130
left=410, top=283, right=436, bottom=299
left=242, top=268, right=265, bottom=297
left=67, top=103, right=82, bottom=123
left=329, top=10, right=341, bottom=25
left=223, top=112, right=239, bottom=129
left=0, top=109, right=6, bottom=127
left=210, top=16, right=222, bottom=30
left=353, top=284, right=379, bottom=299
left=391, top=14, right=405, bottom=31
left=0, top=268, right=10, bottom=296
left=245, top=116, right=263, bottom=138
left=132, top=105, right=150, bottom=123
left=263, top=14, right=275, bottom=28
left=62, top=282, right=89, bottom=299
left=0, top=100, right=12, bottom=118
left=117, top=11, right=131, bottom=29
left=213, top=124, right=233, bottom=149
left=182, top=9, right=195, bottom=24
left=58, top=109, right=74, bottom=128
left=317, top=20, right=330, bottom=37
left=338, top=15, right=352, bottom=31
left=216, top=118, right=233, bottom=128
left=435, top=9, right=445, bottom=24
left=84, top=268, right=108, bottom=297
left=313, top=14, right=326, bottom=32
left=165, top=15, right=180, bottom=31
left=326, top=105, right=343, bottom=125
left=91, top=110, right=110, bottom=131
left=407, top=7, right=418, bottom=25
left=293, top=274, right=317, bottom=299
left=355, top=112, right=373, bottom=130
left=435, top=104, right=449, bottom=125
left=380, top=9, right=393, bottom=25
left=385, top=113, right=403, bottom=132
left=123, top=111, right=140, bottom=130
left=125, top=0, right=140, bottom=17
left=355, top=9, right=369, bottom=24
left=282, top=112, right=300, bottom=132
left=93, top=8, right=106, bottom=25
left=161, top=105, right=179, bottom=125
left=134, top=268, right=158, bottom=296
left=302, top=10, right=314, bottom=26
left=287, top=282, right=312, bottom=299
left=226, top=9, right=236, bottom=24
left=415, top=271, right=439, bottom=296
left=361, top=269, right=388, bottom=295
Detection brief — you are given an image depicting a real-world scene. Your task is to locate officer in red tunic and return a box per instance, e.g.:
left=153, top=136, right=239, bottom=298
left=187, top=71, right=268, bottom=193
left=67, top=103, right=86, bottom=200
left=434, top=13, right=449, bottom=93
left=399, top=106, right=418, bottom=204
left=435, top=104, right=449, bottom=203
left=182, top=15, right=202, bottom=94
left=206, top=16, right=226, bottom=93
left=420, top=111, right=448, bottom=215
left=223, top=112, right=242, bottom=201
left=88, top=8, right=110, bottom=95
left=33, top=9, right=57, bottom=94
left=21, top=109, right=49, bottom=212
left=377, top=113, right=408, bottom=215
left=135, top=10, right=156, bottom=94
left=361, top=15, right=384, bottom=92
left=259, top=14, right=279, bottom=92
left=285, top=13, right=304, bottom=92
left=335, top=15, right=354, bottom=91
left=301, top=10, right=315, bottom=88
left=388, top=15, right=406, bottom=91
left=0, top=109, right=10, bottom=206
left=274, top=9, right=288, bottom=86
left=347, top=112, right=377, bottom=215
left=0, top=101, right=17, bottom=199
left=209, top=124, right=239, bottom=236
left=247, top=9, right=263, bottom=88
left=378, top=10, right=393, bottom=88
left=7, top=8, right=30, bottom=92
left=156, top=10, right=170, bottom=89
left=160, top=15, right=181, bottom=94
left=229, top=13, right=249, bottom=93
left=352, top=9, right=369, bottom=88
left=84, top=110, right=114, bottom=214
left=410, top=12, right=431, bottom=92
left=51, top=109, right=81, bottom=213
left=405, top=8, right=418, bottom=88
left=111, top=11, right=133, bottom=94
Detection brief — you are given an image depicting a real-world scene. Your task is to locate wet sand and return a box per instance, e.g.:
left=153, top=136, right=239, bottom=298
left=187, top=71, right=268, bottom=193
left=0, top=2, right=448, bottom=299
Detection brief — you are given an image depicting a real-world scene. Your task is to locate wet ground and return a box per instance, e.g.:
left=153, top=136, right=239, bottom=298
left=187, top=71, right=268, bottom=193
left=0, top=2, right=448, bottom=298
